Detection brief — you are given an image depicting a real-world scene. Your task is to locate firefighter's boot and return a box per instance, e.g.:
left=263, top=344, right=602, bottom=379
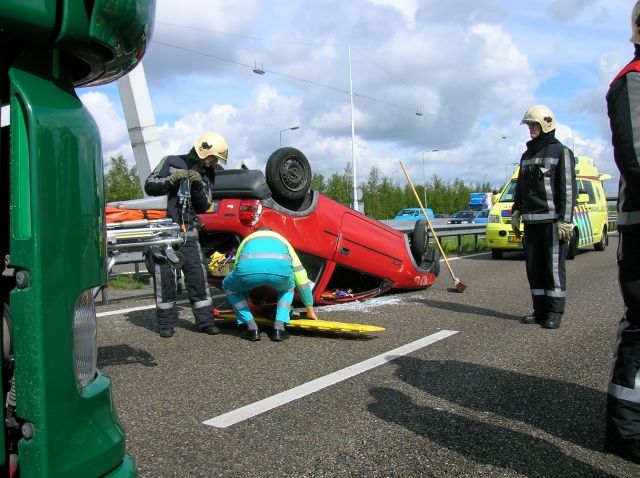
left=522, top=312, right=544, bottom=325
left=542, top=313, right=562, bottom=329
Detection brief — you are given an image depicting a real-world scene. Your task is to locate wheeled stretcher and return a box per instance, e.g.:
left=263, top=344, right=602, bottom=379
left=105, top=196, right=184, bottom=276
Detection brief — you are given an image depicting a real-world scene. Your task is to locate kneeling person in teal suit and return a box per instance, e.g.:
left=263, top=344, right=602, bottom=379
left=222, top=229, right=318, bottom=341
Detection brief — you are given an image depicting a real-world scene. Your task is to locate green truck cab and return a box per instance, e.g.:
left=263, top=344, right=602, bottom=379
left=0, top=1, right=155, bottom=476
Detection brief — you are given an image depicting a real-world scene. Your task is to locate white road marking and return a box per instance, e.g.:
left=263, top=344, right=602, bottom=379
left=202, top=329, right=459, bottom=428
left=443, top=251, right=490, bottom=261
left=96, top=292, right=226, bottom=317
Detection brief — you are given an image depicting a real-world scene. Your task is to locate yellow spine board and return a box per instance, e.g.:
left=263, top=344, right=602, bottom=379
left=215, top=313, right=385, bottom=334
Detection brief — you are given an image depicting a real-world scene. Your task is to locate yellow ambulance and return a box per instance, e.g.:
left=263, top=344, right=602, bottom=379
left=486, top=156, right=612, bottom=259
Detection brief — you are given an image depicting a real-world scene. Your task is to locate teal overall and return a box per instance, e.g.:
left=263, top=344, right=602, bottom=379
left=222, top=231, right=313, bottom=324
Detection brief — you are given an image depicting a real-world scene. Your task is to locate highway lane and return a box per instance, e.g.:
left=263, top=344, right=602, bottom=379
left=96, top=233, right=639, bottom=477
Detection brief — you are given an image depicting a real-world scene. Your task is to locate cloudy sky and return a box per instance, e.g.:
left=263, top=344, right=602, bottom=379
left=82, top=0, right=634, bottom=193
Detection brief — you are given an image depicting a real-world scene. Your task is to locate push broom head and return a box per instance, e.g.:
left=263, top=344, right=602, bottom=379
left=453, top=278, right=468, bottom=293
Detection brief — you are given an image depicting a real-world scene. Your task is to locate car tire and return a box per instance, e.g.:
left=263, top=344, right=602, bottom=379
left=411, top=219, right=427, bottom=263
left=430, top=247, right=441, bottom=277
left=491, top=249, right=503, bottom=259
left=265, top=147, right=312, bottom=202
left=567, top=229, right=579, bottom=260
left=594, top=227, right=607, bottom=251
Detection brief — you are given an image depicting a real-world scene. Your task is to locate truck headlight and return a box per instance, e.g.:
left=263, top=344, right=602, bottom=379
left=73, top=289, right=98, bottom=388
left=488, top=215, right=500, bottom=223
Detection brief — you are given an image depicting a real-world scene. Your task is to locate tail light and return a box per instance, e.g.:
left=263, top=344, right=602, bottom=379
left=239, top=199, right=262, bottom=227
left=73, top=289, right=98, bottom=389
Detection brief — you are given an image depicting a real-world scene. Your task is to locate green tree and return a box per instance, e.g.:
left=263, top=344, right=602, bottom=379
left=325, top=173, right=350, bottom=205
left=104, top=154, right=143, bottom=202
left=362, top=166, right=404, bottom=219
left=324, top=162, right=353, bottom=206
left=311, top=173, right=326, bottom=193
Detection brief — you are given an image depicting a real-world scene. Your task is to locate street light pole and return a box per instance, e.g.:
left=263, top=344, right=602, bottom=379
left=501, top=136, right=518, bottom=183
left=348, top=44, right=358, bottom=211
left=421, top=149, right=438, bottom=207
left=279, top=126, right=300, bottom=145
left=504, top=162, right=518, bottom=182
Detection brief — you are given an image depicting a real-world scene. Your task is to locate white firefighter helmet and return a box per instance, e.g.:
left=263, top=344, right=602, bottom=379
left=521, top=105, right=556, bottom=133
left=194, top=131, right=228, bottom=164
left=631, top=1, right=640, bottom=44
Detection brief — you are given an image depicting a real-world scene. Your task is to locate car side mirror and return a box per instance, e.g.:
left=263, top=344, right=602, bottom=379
left=577, top=193, right=590, bottom=204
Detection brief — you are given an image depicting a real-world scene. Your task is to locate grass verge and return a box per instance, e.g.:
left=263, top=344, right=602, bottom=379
left=108, top=274, right=144, bottom=290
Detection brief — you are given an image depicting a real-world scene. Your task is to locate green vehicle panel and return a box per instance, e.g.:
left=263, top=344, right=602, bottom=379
left=1, top=1, right=156, bottom=476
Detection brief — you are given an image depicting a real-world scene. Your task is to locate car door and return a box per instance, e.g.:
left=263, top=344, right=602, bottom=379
left=585, top=179, right=607, bottom=243
left=334, top=212, right=404, bottom=277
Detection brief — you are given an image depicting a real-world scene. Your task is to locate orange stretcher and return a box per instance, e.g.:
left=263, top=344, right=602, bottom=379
left=106, top=206, right=167, bottom=223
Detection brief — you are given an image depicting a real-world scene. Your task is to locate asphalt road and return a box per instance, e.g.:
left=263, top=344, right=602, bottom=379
left=97, top=233, right=639, bottom=478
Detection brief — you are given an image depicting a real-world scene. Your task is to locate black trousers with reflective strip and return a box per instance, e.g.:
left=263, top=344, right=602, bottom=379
left=145, top=236, right=214, bottom=330
left=523, top=222, right=567, bottom=315
left=606, top=229, right=640, bottom=454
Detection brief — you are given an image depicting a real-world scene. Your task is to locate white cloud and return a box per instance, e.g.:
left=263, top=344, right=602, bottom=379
left=368, top=0, right=418, bottom=28
left=80, top=0, right=633, bottom=191
left=79, top=91, right=132, bottom=164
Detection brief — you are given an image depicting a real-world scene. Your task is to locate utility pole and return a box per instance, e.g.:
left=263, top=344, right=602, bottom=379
left=348, top=44, right=358, bottom=212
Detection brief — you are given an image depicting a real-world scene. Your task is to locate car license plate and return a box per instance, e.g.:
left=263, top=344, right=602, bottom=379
left=508, top=236, right=522, bottom=243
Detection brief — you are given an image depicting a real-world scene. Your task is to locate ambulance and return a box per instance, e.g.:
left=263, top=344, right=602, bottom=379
left=486, top=156, right=612, bottom=259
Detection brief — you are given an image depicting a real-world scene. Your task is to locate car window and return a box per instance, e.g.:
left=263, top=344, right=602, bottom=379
left=594, top=182, right=603, bottom=202
left=297, top=251, right=325, bottom=285
left=582, top=181, right=597, bottom=204
left=498, top=180, right=517, bottom=202
left=477, top=210, right=489, bottom=218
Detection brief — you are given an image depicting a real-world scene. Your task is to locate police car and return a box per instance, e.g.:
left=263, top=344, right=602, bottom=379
left=486, top=156, right=612, bottom=259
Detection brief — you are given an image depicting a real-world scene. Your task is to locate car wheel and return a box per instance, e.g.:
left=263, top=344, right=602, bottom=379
left=594, top=227, right=607, bottom=251
left=491, top=249, right=503, bottom=259
left=430, top=247, right=441, bottom=277
left=265, top=147, right=312, bottom=202
left=411, top=219, right=427, bottom=263
left=567, top=229, right=579, bottom=260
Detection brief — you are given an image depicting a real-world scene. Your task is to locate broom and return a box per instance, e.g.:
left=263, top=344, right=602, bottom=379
left=399, top=160, right=468, bottom=293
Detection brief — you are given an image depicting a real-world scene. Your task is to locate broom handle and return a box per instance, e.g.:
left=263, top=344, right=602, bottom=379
left=399, top=160, right=457, bottom=281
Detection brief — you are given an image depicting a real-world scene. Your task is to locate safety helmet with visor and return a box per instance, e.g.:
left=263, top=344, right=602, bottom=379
left=521, top=105, right=555, bottom=133
left=194, top=131, right=228, bottom=165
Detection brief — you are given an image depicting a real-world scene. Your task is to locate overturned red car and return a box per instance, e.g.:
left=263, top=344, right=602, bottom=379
left=198, top=148, right=440, bottom=305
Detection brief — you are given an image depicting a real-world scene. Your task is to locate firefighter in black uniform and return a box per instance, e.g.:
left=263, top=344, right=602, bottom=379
left=511, top=105, right=576, bottom=330
left=144, top=132, right=228, bottom=338
left=604, top=1, right=640, bottom=464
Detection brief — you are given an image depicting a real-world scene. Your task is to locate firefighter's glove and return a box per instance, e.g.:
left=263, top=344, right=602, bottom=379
left=511, top=210, right=522, bottom=238
left=557, top=221, right=573, bottom=242
left=187, top=170, right=202, bottom=184
left=169, top=169, right=190, bottom=184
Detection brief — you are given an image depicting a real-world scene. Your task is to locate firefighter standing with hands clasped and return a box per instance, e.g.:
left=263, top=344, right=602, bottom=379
left=511, top=105, right=576, bottom=330
left=144, top=132, right=227, bottom=338
left=604, top=1, right=640, bottom=464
